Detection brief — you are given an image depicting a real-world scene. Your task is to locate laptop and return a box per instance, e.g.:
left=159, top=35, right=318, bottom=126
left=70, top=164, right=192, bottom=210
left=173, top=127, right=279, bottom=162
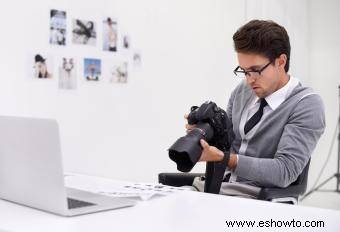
left=0, top=116, right=136, bottom=216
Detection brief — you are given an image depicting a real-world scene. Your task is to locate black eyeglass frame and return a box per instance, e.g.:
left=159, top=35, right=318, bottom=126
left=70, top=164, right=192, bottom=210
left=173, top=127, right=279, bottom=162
left=233, top=61, right=273, bottom=78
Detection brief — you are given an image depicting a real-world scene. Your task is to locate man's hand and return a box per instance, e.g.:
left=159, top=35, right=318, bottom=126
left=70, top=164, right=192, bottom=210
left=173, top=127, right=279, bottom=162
left=199, top=139, right=238, bottom=170
left=184, top=114, right=196, bottom=134
left=199, top=139, right=224, bottom=162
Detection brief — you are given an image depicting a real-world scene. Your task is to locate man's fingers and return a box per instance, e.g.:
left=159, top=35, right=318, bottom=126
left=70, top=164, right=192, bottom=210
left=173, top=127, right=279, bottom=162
left=185, top=124, right=196, bottom=131
left=186, top=124, right=193, bottom=129
left=200, top=139, right=209, bottom=149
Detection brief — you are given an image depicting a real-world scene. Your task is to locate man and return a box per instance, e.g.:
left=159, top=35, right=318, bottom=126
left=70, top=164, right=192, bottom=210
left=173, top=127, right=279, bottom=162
left=187, top=20, right=325, bottom=198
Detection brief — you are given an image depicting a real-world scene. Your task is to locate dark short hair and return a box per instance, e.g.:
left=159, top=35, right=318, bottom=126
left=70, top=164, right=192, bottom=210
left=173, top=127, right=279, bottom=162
left=233, top=20, right=291, bottom=72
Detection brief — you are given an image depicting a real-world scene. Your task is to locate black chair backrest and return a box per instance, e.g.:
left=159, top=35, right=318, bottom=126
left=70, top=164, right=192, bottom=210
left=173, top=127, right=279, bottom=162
left=257, top=159, right=311, bottom=201
left=291, top=159, right=311, bottom=193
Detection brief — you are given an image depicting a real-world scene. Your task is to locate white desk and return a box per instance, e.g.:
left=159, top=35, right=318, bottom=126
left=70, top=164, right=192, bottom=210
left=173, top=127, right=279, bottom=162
left=0, top=174, right=339, bottom=232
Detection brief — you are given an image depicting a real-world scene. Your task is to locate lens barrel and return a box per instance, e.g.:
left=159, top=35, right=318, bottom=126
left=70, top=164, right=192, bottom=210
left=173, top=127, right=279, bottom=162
left=168, top=122, right=213, bottom=172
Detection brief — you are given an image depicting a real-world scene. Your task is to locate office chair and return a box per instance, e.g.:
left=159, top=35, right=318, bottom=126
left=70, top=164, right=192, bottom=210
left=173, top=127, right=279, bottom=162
left=159, top=160, right=310, bottom=205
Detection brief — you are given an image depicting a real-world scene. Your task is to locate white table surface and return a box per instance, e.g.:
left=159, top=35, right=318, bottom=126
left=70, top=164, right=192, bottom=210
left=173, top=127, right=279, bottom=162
left=0, top=173, right=339, bottom=232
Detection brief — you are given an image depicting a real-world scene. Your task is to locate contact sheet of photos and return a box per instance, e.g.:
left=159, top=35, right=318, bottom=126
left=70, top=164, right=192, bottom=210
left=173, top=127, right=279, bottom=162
left=30, top=9, right=142, bottom=90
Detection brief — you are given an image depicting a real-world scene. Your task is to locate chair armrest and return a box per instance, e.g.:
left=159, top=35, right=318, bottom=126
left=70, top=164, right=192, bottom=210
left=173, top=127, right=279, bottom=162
left=258, top=184, right=306, bottom=201
left=158, top=173, right=203, bottom=187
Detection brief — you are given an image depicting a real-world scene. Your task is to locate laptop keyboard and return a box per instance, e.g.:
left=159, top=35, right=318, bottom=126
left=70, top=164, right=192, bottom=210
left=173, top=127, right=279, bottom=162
left=67, top=198, right=96, bottom=209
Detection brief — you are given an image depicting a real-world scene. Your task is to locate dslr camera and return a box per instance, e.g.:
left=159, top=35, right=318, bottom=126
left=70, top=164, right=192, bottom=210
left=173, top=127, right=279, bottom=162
left=168, top=101, right=233, bottom=172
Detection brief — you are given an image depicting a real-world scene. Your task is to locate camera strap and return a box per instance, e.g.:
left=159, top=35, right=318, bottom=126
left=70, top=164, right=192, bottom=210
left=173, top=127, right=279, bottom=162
left=204, top=151, right=230, bottom=194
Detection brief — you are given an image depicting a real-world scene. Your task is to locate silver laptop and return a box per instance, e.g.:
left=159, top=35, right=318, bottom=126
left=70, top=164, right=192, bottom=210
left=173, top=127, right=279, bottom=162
left=0, top=116, right=136, bottom=216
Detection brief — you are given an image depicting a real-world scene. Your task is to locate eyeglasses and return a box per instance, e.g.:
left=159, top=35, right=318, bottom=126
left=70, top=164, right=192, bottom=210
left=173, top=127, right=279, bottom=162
left=233, top=61, right=272, bottom=78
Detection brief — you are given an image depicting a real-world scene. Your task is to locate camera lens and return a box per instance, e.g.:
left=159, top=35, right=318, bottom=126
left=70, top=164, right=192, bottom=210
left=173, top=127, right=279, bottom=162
left=168, top=122, right=213, bottom=172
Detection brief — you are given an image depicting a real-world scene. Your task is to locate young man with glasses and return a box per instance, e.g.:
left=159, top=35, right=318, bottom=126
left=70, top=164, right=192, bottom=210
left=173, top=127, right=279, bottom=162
left=187, top=20, right=326, bottom=198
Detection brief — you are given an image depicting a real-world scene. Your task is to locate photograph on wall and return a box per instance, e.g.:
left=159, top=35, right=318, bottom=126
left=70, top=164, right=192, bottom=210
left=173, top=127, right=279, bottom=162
left=103, top=17, right=118, bottom=52
left=49, top=9, right=66, bottom=46
left=84, top=58, right=101, bottom=81
left=58, top=57, right=76, bottom=89
left=122, top=34, right=130, bottom=50
left=72, top=19, right=96, bottom=46
left=132, top=51, right=142, bottom=70
left=31, top=53, right=54, bottom=79
left=109, top=61, right=128, bottom=83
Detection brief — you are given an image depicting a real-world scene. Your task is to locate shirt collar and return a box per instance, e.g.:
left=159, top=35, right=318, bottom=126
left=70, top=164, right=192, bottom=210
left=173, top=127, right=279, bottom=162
left=253, top=75, right=299, bottom=110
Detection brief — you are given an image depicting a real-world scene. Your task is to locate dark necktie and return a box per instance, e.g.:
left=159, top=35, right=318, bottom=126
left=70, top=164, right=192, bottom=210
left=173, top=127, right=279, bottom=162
left=244, top=98, right=268, bottom=134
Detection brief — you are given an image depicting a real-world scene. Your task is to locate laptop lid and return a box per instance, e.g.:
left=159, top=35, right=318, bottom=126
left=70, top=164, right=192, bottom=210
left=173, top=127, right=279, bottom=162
left=0, top=116, right=135, bottom=216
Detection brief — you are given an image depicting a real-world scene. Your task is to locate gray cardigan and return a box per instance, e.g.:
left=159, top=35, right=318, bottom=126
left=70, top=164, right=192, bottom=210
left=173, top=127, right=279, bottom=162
left=227, top=81, right=325, bottom=188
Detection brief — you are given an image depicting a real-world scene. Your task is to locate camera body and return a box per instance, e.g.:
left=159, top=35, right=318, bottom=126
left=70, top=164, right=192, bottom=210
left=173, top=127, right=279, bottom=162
left=169, top=101, right=233, bottom=172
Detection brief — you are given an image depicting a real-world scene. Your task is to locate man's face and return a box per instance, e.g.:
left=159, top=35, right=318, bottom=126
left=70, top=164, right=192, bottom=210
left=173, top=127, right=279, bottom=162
left=237, top=53, right=287, bottom=98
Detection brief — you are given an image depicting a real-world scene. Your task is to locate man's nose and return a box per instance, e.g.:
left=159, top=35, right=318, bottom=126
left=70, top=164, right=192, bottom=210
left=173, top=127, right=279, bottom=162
left=247, top=75, right=256, bottom=83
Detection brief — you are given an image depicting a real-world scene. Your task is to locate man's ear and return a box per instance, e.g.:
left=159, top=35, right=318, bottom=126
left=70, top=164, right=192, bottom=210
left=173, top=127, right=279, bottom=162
left=277, top=54, right=287, bottom=71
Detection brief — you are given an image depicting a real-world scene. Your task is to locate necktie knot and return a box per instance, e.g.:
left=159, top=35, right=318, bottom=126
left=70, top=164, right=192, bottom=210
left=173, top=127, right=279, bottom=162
left=259, top=98, right=268, bottom=109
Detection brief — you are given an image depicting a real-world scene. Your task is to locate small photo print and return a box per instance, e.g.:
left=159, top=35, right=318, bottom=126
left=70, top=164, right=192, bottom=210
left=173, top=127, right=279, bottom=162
left=109, top=61, right=128, bottom=83
left=49, top=9, right=66, bottom=45
left=59, top=57, right=76, bottom=89
left=103, top=17, right=118, bottom=52
left=72, top=19, right=96, bottom=45
left=32, top=54, right=53, bottom=79
left=122, top=34, right=130, bottom=50
left=84, top=58, right=101, bottom=81
left=132, top=51, right=142, bottom=69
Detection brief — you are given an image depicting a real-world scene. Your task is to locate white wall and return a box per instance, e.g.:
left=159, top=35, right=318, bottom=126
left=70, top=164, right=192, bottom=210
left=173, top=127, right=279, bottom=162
left=1, top=0, right=338, bottom=210
left=301, top=0, right=340, bottom=209
left=0, top=0, right=245, bottom=182
left=308, top=0, right=340, bottom=186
